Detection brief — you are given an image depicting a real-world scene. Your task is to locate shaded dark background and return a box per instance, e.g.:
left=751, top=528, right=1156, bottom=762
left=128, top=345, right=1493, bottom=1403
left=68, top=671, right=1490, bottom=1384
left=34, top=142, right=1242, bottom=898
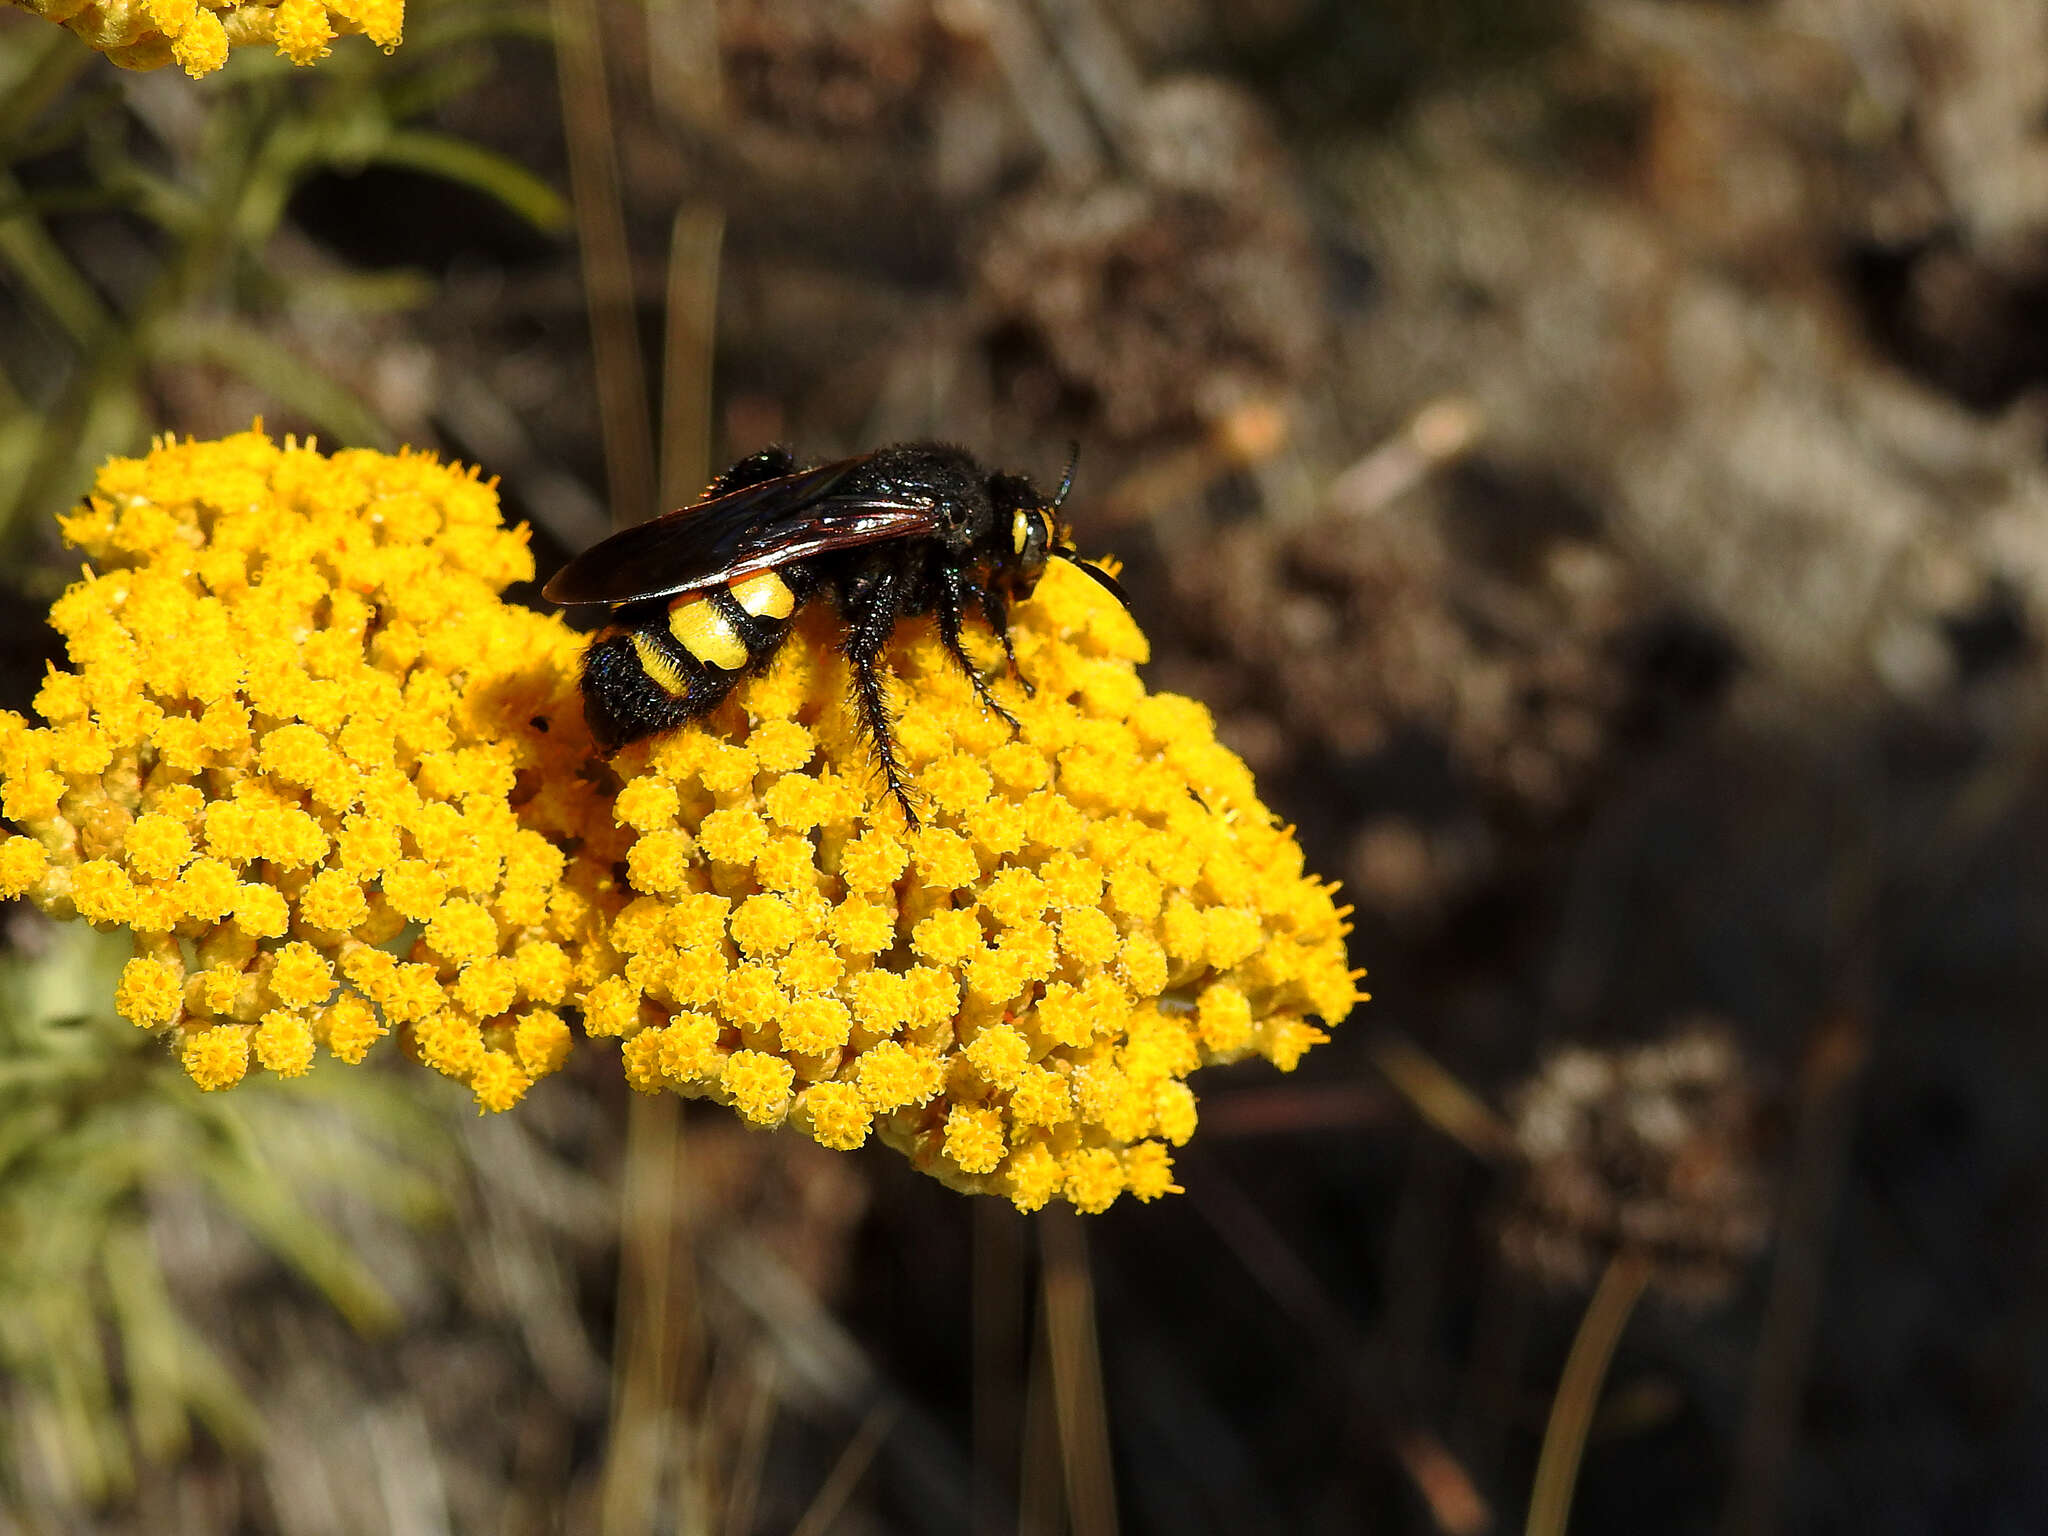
left=4, top=0, right=2048, bottom=1531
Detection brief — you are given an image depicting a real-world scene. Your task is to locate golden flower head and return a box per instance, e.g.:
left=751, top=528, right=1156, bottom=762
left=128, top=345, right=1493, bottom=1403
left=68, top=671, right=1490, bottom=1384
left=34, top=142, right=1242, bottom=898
left=7, top=0, right=403, bottom=76
left=0, top=428, right=600, bottom=1111
left=596, top=556, right=1362, bottom=1213
left=4, top=429, right=1363, bottom=1210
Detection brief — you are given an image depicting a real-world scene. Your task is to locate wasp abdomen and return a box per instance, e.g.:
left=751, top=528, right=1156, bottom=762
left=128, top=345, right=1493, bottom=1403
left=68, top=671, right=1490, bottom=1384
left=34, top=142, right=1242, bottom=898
left=581, top=571, right=809, bottom=754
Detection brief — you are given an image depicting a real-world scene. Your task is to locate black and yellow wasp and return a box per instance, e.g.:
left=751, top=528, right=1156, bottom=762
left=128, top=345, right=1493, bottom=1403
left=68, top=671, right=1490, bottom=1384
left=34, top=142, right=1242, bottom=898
left=542, top=442, right=1128, bottom=823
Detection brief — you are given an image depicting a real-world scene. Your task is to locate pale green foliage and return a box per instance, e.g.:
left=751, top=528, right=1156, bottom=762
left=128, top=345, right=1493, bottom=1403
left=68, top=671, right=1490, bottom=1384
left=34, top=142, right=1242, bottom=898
left=0, top=0, right=563, bottom=541
left=0, top=917, right=464, bottom=1505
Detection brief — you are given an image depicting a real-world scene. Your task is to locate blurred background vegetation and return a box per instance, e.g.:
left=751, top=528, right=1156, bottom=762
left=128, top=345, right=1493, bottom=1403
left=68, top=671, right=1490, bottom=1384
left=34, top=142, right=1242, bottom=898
left=6, top=0, right=2048, bottom=1531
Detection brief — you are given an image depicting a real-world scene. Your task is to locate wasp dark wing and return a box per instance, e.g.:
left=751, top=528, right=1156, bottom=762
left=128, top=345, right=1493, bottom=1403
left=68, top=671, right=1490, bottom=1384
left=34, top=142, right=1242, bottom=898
left=543, top=453, right=941, bottom=606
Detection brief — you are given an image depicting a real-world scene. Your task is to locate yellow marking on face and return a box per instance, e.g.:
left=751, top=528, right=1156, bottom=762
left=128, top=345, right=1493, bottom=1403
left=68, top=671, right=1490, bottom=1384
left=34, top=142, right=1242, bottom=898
left=731, top=569, right=796, bottom=620
left=668, top=595, right=750, bottom=670
left=631, top=631, right=692, bottom=697
left=1011, top=509, right=1032, bottom=556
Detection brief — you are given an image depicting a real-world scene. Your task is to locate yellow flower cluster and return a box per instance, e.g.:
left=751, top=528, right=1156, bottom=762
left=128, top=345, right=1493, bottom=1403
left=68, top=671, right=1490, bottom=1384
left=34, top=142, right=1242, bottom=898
left=6, top=0, right=402, bottom=76
left=596, top=559, right=1360, bottom=1212
left=0, top=428, right=604, bottom=1111
left=1, top=430, right=1361, bottom=1210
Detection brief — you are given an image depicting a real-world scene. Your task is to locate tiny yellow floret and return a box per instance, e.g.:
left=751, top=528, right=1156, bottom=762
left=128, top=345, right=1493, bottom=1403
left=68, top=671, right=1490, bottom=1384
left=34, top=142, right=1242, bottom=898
left=944, top=1105, right=1006, bottom=1174
left=254, top=1010, right=317, bottom=1077
left=181, top=1024, right=250, bottom=1090
left=0, top=836, right=49, bottom=898
left=796, top=1081, right=873, bottom=1150
left=116, top=958, right=184, bottom=1029
left=722, top=1049, right=795, bottom=1125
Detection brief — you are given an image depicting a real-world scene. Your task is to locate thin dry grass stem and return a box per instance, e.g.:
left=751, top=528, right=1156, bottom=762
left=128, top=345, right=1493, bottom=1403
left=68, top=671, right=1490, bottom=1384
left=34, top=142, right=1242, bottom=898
left=366, top=1401, right=455, bottom=1533
left=1455, top=1248, right=1533, bottom=1499
left=1373, top=1037, right=1519, bottom=1163
left=1394, top=1432, right=1495, bottom=1536
left=1910, top=695, right=2048, bottom=924
left=661, top=206, right=726, bottom=510
left=1727, top=722, right=2047, bottom=1536
left=1384, top=1132, right=1463, bottom=1406
left=645, top=0, right=723, bottom=130
left=720, top=1350, right=781, bottom=1536
left=1200, top=1081, right=1395, bottom=1137
left=1039, top=1208, right=1119, bottom=1536
left=971, top=0, right=1108, bottom=180
left=1186, top=1154, right=1492, bottom=1535
left=1719, top=1002, right=1869, bottom=1536
left=706, top=1238, right=974, bottom=1525
left=1723, top=773, right=1884, bottom=1536
left=1093, top=401, right=1297, bottom=536
left=972, top=1202, right=1027, bottom=1536
left=598, top=1093, right=699, bottom=1536
left=788, top=1398, right=900, bottom=1536
left=593, top=69, right=726, bottom=1533
left=1016, top=1285, right=1064, bottom=1536
left=1028, top=0, right=1143, bottom=164
left=501, top=1387, right=577, bottom=1536
left=1098, top=437, right=1261, bottom=534
left=1186, top=1150, right=1349, bottom=1344
left=1524, top=1249, right=1652, bottom=1536
left=1326, top=397, right=1485, bottom=520
left=553, top=0, right=656, bottom=530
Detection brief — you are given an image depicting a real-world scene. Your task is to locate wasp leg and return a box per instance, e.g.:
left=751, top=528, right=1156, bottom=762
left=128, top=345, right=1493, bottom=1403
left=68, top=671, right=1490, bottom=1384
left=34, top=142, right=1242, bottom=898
left=940, top=568, right=1022, bottom=729
left=978, top=582, right=1034, bottom=696
left=842, top=574, right=922, bottom=827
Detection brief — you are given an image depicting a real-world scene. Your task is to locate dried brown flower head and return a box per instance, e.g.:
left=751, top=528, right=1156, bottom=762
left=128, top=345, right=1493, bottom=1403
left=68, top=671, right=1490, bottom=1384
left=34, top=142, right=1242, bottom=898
left=1499, top=1022, right=1773, bottom=1307
left=976, top=79, right=1321, bottom=443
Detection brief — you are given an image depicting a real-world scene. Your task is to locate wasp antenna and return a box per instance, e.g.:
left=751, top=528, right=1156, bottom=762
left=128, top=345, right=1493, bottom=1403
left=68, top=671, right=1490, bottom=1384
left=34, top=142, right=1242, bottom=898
left=1052, top=442, right=1079, bottom=513
left=1058, top=551, right=1131, bottom=611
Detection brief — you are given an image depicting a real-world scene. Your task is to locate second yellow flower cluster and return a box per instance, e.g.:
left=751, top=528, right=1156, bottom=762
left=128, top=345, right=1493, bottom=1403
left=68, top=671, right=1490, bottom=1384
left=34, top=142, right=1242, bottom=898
left=6, top=0, right=402, bottom=76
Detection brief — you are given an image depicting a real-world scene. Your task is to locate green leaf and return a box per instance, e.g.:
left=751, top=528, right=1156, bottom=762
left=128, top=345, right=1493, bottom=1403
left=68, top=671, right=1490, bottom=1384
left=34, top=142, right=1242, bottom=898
left=101, top=1222, right=195, bottom=1464
left=0, top=171, right=112, bottom=344
left=0, top=28, right=92, bottom=148
left=147, top=314, right=395, bottom=451
left=101, top=1219, right=265, bottom=1460
left=287, top=266, right=439, bottom=314
left=193, top=1132, right=403, bottom=1335
left=370, top=128, right=570, bottom=232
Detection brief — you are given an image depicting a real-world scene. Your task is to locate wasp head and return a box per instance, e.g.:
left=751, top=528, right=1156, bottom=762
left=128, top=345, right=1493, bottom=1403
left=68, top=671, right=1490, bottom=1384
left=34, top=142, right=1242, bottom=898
left=986, top=469, right=1058, bottom=579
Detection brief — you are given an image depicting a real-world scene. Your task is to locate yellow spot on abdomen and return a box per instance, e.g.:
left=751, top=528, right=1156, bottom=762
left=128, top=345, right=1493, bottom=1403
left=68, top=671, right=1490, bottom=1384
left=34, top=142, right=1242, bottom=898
left=631, top=632, right=693, bottom=697
left=731, top=570, right=796, bottom=620
left=669, top=596, right=749, bottom=670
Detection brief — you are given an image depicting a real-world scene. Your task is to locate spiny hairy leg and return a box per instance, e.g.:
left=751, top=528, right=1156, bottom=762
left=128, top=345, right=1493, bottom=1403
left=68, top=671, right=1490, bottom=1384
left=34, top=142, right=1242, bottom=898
left=940, top=568, right=1021, bottom=729
left=979, top=582, right=1033, bottom=695
left=841, top=572, right=922, bottom=827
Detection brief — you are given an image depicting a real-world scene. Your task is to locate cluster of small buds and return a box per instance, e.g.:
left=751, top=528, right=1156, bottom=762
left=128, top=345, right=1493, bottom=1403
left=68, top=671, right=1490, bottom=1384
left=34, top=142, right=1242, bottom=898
left=0, top=429, right=603, bottom=1111
left=0, top=429, right=1362, bottom=1210
left=5, top=0, right=402, bottom=76
left=599, top=557, right=1361, bottom=1212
